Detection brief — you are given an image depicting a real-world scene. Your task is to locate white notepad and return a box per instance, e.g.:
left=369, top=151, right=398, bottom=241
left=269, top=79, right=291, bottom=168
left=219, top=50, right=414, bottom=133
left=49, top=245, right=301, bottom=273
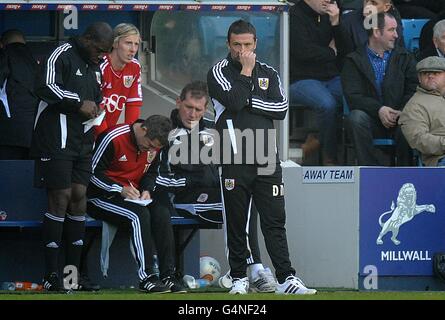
left=124, top=198, right=152, bottom=206
left=83, top=111, right=106, bottom=133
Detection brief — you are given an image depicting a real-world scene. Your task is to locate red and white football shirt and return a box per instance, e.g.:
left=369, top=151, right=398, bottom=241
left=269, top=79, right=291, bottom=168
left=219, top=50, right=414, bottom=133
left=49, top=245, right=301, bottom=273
left=96, top=55, right=143, bottom=136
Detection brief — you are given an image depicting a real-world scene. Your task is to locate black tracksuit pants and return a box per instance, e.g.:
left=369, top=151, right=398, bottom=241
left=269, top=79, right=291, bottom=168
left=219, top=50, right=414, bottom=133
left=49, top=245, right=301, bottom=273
left=221, top=164, right=296, bottom=283
left=87, top=195, right=175, bottom=281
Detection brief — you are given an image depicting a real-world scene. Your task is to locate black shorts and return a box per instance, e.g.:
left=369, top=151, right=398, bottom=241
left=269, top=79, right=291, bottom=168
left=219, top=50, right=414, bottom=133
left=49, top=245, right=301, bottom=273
left=34, top=157, right=92, bottom=189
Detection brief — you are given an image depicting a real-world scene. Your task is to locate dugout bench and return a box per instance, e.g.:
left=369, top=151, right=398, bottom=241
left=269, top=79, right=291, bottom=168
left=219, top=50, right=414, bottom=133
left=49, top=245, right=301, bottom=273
left=0, top=160, right=221, bottom=285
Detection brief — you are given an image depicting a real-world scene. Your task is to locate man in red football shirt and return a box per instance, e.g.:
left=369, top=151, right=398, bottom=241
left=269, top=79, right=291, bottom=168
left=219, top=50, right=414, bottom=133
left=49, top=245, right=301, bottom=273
left=87, top=115, right=187, bottom=293
left=96, top=23, right=143, bottom=136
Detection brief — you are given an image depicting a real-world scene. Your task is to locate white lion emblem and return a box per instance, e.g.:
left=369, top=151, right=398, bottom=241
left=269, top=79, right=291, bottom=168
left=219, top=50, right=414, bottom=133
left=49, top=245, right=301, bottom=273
left=376, top=183, right=436, bottom=245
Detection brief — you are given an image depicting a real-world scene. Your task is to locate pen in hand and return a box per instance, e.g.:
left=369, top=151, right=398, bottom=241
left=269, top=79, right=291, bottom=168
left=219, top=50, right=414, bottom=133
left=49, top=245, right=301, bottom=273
left=126, top=180, right=141, bottom=199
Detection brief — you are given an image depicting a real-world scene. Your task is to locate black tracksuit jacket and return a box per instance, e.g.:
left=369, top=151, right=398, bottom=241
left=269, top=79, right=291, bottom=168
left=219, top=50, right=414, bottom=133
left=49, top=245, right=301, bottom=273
left=0, top=43, right=40, bottom=148
left=31, top=38, right=102, bottom=159
left=143, top=109, right=222, bottom=223
left=207, top=54, right=288, bottom=165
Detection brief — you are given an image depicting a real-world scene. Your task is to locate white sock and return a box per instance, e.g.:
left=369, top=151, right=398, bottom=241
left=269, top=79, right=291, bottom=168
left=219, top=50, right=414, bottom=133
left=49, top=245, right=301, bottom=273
left=248, top=263, right=265, bottom=280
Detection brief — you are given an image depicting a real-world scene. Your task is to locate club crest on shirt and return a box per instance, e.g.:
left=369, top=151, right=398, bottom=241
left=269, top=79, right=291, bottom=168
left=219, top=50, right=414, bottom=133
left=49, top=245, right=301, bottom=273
left=225, top=179, right=235, bottom=191
left=147, top=151, right=156, bottom=163
left=123, top=75, right=134, bottom=88
left=258, top=78, right=269, bottom=90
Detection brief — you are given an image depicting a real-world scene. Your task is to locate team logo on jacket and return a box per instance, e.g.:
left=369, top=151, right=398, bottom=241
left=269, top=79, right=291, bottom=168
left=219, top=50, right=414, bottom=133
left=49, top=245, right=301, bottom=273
left=197, top=193, right=209, bottom=203
left=225, top=179, right=235, bottom=191
left=258, top=78, right=269, bottom=90
left=123, top=76, right=134, bottom=88
left=118, top=154, right=128, bottom=162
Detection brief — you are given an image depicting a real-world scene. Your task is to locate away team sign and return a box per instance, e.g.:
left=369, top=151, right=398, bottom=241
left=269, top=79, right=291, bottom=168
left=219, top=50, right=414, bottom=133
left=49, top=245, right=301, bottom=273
left=302, top=167, right=354, bottom=184
left=360, top=168, right=445, bottom=276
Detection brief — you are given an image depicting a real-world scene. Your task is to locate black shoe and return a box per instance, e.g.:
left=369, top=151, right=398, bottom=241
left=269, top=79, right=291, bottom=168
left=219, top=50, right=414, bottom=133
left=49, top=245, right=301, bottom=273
left=162, top=276, right=187, bottom=293
left=42, top=272, right=61, bottom=292
left=139, top=275, right=171, bottom=293
left=76, top=275, right=100, bottom=292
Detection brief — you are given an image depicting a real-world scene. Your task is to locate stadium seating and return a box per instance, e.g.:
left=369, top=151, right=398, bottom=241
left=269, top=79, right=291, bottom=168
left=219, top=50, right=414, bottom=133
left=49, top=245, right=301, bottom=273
left=0, top=160, right=221, bottom=276
left=289, top=104, right=322, bottom=165
left=342, top=97, right=396, bottom=165
left=402, top=19, right=429, bottom=53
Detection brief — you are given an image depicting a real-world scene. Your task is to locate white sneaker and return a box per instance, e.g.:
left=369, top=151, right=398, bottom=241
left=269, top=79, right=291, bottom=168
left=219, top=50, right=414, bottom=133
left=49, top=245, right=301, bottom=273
left=275, top=275, right=317, bottom=295
left=250, top=268, right=276, bottom=293
left=229, top=277, right=249, bottom=294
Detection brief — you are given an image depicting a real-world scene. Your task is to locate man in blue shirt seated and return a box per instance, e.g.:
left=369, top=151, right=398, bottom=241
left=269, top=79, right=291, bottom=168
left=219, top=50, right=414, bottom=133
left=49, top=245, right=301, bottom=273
left=341, top=11, right=418, bottom=165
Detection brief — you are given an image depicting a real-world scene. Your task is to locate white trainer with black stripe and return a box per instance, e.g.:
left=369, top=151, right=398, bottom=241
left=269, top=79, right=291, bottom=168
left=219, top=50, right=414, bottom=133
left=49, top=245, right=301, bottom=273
left=250, top=268, right=276, bottom=293
left=275, top=275, right=317, bottom=295
left=229, top=277, right=249, bottom=294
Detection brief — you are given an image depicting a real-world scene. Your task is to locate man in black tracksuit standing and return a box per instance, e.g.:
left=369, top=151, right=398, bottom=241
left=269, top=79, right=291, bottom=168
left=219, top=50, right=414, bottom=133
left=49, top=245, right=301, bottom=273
left=30, top=22, right=113, bottom=291
left=207, top=19, right=316, bottom=295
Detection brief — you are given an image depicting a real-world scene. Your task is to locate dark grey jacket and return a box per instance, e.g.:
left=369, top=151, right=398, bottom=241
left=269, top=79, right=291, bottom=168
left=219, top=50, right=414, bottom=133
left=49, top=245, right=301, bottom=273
left=341, top=45, right=418, bottom=121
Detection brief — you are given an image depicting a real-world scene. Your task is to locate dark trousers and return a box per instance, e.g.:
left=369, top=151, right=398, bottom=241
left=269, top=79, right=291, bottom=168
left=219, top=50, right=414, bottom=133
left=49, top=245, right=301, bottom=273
left=87, top=195, right=175, bottom=281
left=221, top=164, right=295, bottom=283
left=346, top=109, right=412, bottom=166
left=247, top=203, right=261, bottom=265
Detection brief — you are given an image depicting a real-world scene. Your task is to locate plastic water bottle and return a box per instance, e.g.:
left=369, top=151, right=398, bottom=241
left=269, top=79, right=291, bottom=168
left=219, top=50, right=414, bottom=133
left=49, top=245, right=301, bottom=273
left=0, top=282, right=43, bottom=291
left=183, top=275, right=197, bottom=289
left=14, top=281, right=43, bottom=291
left=182, top=275, right=210, bottom=289
left=196, top=278, right=210, bottom=288
left=0, top=282, right=16, bottom=291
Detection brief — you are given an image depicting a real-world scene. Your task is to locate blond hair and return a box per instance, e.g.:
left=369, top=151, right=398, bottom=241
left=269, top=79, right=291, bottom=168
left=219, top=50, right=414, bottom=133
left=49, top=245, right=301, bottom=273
left=113, top=23, right=140, bottom=46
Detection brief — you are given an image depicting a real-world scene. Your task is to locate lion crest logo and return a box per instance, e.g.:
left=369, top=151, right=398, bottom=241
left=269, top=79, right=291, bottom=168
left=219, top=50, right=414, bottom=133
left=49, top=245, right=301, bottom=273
left=376, top=183, right=436, bottom=245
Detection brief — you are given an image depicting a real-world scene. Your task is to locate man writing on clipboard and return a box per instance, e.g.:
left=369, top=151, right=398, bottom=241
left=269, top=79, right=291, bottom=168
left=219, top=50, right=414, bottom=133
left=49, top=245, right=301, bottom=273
left=86, top=115, right=186, bottom=293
